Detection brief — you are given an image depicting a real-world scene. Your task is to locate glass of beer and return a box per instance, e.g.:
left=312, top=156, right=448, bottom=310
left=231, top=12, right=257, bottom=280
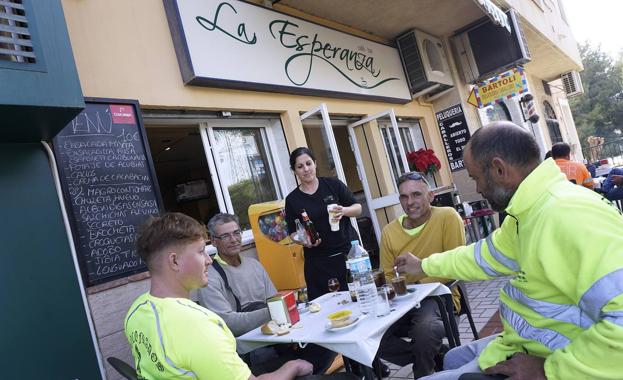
left=327, top=204, right=340, bottom=231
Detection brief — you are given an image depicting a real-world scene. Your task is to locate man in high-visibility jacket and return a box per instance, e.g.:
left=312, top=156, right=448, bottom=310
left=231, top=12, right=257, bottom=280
left=396, top=121, right=623, bottom=379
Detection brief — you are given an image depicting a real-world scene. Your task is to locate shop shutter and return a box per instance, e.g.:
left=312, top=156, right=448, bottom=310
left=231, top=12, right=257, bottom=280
left=0, top=0, right=36, bottom=64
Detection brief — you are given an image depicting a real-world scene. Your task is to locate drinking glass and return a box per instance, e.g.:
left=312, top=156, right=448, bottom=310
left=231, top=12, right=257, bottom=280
left=385, top=284, right=396, bottom=301
left=298, top=287, right=309, bottom=305
left=375, top=288, right=391, bottom=317
left=328, top=277, right=340, bottom=294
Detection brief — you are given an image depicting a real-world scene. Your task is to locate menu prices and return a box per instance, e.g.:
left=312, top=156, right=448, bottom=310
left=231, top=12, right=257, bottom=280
left=53, top=101, right=161, bottom=285
left=435, top=104, right=471, bottom=172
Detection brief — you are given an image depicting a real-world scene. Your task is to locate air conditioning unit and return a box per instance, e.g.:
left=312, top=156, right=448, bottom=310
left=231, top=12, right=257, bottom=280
left=561, top=71, right=584, bottom=97
left=452, top=9, right=531, bottom=83
left=396, top=29, right=454, bottom=96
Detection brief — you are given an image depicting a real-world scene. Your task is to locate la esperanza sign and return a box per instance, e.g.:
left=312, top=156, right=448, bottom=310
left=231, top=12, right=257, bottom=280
left=164, top=0, right=412, bottom=103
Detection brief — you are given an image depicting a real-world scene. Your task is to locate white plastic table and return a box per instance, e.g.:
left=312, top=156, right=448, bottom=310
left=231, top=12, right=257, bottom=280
left=237, top=283, right=451, bottom=368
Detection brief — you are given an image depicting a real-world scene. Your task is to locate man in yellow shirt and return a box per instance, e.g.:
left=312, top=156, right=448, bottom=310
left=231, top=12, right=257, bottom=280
left=378, top=172, right=465, bottom=378
left=551, top=142, right=593, bottom=188
left=124, top=212, right=313, bottom=380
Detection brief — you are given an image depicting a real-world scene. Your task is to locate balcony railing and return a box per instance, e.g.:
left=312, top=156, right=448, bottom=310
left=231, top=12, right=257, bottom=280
left=582, top=137, right=623, bottom=167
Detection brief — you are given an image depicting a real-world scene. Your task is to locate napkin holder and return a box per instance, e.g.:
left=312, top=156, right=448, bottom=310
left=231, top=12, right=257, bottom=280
left=267, top=290, right=300, bottom=327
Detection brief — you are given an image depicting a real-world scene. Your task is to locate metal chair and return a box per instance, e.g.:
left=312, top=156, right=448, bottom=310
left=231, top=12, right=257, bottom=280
left=448, top=280, right=479, bottom=341
left=106, top=357, right=138, bottom=380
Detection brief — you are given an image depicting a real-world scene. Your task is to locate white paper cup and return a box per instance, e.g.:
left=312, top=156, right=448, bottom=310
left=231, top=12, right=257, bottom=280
left=327, top=204, right=340, bottom=231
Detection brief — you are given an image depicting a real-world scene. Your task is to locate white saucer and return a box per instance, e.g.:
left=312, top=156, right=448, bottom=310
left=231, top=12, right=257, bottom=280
left=325, top=316, right=361, bottom=332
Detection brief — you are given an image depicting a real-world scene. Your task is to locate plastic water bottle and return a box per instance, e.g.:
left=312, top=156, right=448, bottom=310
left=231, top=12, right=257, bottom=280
left=347, top=240, right=375, bottom=314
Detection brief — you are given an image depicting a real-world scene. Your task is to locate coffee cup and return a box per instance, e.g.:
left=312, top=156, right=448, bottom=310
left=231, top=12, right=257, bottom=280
left=391, top=276, right=408, bottom=296
left=327, top=204, right=340, bottom=231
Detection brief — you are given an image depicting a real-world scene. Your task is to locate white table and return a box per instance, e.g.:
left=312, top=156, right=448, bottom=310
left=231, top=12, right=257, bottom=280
left=237, top=282, right=451, bottom=368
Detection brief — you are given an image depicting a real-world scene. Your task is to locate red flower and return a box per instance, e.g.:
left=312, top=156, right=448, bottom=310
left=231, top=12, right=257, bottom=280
left=406, top=149, right=441, bottom=175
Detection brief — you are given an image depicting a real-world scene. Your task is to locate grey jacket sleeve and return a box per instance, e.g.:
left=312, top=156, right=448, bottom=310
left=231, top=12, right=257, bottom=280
left=197, top=266, right=270, bottom=337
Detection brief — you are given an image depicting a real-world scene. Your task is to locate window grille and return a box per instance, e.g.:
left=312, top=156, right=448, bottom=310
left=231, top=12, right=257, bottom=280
left=0, top=0, right=36, bottom=64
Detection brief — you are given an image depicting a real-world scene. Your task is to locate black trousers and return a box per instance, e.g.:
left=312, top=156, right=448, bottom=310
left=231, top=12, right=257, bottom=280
left=377, top=298, right=446, bottom=379
left=248, top=343, right=337, bottom=376
left=304, top=252, right=348, bottom=300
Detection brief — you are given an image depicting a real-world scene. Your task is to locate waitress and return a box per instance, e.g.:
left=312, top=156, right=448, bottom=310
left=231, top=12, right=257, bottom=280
left=285, top=147, right=362, bottom=300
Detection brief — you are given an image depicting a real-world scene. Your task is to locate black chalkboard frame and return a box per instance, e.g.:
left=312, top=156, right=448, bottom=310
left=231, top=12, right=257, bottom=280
left=53, top=98, right=164, bottom=287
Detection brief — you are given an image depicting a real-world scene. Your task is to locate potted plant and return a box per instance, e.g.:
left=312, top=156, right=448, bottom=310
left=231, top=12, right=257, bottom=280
left=406, top=148, right=441, bottom=175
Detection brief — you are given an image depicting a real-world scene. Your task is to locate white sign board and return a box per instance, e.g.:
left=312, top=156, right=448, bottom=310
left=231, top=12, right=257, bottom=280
left=164, top=0, right=412, bottom=103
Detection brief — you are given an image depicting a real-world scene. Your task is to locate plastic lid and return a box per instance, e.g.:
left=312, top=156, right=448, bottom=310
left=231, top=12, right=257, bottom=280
left=350, top=240, right=358, bottom=245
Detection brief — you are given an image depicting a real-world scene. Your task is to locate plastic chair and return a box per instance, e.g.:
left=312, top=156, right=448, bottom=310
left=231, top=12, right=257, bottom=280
left=107, top=357, right=138, bottom=380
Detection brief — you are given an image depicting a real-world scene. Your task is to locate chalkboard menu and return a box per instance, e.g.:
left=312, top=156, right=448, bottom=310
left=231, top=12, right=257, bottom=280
left=436, top=104, right=471, bottom=172
left=53, top=99, right=162, bottom=286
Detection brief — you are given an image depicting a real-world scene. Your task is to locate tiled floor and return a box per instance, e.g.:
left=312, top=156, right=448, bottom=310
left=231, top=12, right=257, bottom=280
left=384, top=277, right=511, bottom=380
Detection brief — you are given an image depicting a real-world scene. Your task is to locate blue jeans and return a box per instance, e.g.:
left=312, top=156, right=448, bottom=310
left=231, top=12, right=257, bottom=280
left=419, top=334, right=498, bottom=380
left=606, top=187, right=623, bottom=201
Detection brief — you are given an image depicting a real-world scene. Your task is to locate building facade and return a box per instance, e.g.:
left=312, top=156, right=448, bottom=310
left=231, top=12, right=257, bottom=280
left=1, top=0, right=584, bottom=378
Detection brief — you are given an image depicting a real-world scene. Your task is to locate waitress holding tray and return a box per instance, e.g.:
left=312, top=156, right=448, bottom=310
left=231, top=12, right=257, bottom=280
left=285, top=147, right=362, bottom=300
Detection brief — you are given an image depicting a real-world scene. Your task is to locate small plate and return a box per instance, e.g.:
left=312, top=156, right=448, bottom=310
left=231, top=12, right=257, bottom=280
left=325, top=316, right=361, bottom=332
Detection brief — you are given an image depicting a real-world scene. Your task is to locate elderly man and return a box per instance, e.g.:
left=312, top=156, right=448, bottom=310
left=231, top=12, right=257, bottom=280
left=396, top=122, right=623, bottom=379
left=198, top=213, right=336, bottom=376
left=378, top=172, right=465, bottom=378
left=124, top=212, right=313, bottom=379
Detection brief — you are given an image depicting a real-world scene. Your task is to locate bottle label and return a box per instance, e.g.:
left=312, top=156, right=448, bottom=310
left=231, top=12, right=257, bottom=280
left=348, top=257, right=372, bottom=275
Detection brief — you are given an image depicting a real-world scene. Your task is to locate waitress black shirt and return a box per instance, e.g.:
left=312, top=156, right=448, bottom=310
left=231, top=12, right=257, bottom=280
left=285, top=177, right=358, bottom=258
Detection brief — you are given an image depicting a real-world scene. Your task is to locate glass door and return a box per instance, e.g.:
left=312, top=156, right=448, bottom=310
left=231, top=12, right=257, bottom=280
left=301, top=103, right=359, bottom=235
left=347, top=109, right=409, bottom=242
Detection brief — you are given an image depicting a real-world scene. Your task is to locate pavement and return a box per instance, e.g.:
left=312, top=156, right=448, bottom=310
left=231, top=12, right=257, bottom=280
left=384, top=277, right=511, bottom=379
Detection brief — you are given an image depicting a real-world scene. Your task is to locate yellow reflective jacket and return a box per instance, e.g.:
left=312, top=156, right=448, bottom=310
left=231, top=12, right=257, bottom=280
left=423, top=159, right=623, bottom=379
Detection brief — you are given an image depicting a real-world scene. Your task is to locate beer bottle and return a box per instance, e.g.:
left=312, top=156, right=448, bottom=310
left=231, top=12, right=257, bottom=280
left=299, top=209, right=319, bottom=244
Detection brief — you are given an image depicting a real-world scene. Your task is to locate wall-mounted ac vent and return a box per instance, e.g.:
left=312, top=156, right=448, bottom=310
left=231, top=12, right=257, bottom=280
left=0, top=0, right=36, bottom=64
left=396, top=29, right=453, bottom=97
left=561, top=71, right=584, bottom=97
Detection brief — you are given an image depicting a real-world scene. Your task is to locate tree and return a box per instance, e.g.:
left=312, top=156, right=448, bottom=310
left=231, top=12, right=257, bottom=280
left=569, top=42, right=623, bottom=149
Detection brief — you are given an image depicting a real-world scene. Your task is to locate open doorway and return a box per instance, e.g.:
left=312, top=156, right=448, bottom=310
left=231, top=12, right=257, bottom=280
left=145, top=126, right=219, bottom=225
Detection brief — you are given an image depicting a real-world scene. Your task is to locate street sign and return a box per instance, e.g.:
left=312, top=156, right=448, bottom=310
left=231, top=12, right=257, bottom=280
left=465, top=67, right=528, bottom=108
left=436, top=104, right=471, bottom=172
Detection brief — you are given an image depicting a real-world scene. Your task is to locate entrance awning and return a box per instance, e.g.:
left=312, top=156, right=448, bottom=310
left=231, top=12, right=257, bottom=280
left=473, top=0, right=511, bottom=33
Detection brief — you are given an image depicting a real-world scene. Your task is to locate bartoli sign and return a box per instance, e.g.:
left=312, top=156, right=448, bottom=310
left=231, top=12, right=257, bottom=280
left=164, top=0, right=411, bottom=103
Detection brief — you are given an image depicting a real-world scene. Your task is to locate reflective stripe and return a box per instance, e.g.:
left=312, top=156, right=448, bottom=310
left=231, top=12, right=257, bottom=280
left=473, top=239, right=505, bottom=277
left=579, top=269, right=623, bottom=322
left=503, top=283, right=593, bottom=329
left=486, top=235, right=519, bottom=272
left=500, top=303, right=571, bottom=351
left=603, top=310, right=623, bottom=327
left=151, top=302, right=197, bottom=377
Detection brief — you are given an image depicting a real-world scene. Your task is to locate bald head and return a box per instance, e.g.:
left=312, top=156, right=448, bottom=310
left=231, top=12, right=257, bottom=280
left=466, top=121, right=541, bottom=174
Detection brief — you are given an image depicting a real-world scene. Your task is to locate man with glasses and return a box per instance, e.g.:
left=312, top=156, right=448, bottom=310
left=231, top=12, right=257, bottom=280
left=378, top=172, right=465, bottom=378
left=198, top=213, right=336, bottom=376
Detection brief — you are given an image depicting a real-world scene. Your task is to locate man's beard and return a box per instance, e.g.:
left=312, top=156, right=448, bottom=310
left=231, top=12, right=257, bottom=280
left=484, top=172, right=515, bottom=212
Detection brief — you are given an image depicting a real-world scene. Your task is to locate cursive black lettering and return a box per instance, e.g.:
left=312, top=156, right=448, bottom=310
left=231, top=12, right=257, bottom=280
left=196, top=2, right=256, bottom=45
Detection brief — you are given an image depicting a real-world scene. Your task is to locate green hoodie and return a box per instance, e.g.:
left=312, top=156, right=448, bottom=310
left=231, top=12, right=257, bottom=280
left=423, top=158, right=623, bottom=379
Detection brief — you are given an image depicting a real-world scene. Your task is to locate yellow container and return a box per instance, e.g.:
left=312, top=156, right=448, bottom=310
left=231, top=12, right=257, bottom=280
left=248, top=200, right=305, bottom=291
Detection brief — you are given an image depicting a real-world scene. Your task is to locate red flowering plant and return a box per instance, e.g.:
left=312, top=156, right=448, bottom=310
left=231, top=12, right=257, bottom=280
left=406, top=148, right=441, bottom=175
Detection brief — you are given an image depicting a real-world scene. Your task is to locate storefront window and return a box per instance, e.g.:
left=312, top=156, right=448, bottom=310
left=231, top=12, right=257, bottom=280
left=543, top=101, right=563, bottom=143
left=212, top=128, right=279, bottom=229
left=485, top=102, right=512, bottom=122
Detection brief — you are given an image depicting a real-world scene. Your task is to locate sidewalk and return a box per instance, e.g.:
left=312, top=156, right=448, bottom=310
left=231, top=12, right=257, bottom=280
left=385, top=277, right=511, bottom=379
